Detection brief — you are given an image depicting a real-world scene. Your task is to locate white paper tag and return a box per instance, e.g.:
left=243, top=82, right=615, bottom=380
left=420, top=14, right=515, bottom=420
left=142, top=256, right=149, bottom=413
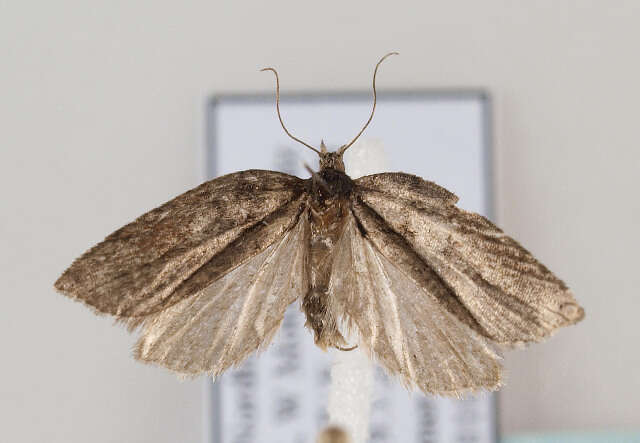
left=207, top=92, right=496, bottom=443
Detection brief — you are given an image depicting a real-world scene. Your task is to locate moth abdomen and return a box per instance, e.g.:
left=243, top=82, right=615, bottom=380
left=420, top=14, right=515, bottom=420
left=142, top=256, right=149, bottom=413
left=305, top=179, right=352, bottom=350
left=302, top=288, right=346, bottom=350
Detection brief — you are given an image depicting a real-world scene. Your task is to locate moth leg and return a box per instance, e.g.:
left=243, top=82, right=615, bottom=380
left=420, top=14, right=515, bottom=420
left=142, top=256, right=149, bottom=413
left=309, top=205, right=324, bottom=219
left=336, top=344, right=358, bottom=352
left=304, top=163, right=331, bottom=193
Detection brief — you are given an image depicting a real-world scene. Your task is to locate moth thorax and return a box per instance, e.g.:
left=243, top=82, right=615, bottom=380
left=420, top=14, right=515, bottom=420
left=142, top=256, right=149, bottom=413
left=317, top=168, right=354, bottom=200
left=319, top=152, right=345, bottom=172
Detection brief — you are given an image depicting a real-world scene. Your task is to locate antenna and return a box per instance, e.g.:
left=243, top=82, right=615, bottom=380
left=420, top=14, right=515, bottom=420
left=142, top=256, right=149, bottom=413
left=261, top=67, right=321, bottom=154
left=338, top=52, right=398, bottom=155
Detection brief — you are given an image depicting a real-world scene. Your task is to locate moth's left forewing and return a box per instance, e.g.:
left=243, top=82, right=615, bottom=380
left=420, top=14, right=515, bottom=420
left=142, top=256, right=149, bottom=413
left=55, top=170, right=307, bottom=319
left=353, top=173, right=584, bottom=347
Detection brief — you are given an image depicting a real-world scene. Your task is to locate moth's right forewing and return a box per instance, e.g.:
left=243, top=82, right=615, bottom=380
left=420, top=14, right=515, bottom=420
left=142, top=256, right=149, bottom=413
left=55, top=170, right=307, bottom=318
left=354, top=173, right=584, bottom=346
left=355, top=172, right=459, bottom=206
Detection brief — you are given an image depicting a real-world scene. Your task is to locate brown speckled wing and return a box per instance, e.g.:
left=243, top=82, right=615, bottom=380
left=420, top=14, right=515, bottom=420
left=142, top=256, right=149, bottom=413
left=353, top=173, right=584, bottom=347
left=329, top=216, right=502, bottom=396
left=55, top=170, right=307, bottom=319
left=135, top=214, right=309, bottom=376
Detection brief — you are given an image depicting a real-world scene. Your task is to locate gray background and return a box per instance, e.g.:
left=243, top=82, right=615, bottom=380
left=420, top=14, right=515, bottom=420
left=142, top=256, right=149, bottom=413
left=2, top=1, right=638, bottom=442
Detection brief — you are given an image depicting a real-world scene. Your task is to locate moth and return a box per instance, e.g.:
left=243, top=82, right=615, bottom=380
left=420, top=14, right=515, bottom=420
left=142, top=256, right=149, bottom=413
left=55, top=53, right=584, bottom=396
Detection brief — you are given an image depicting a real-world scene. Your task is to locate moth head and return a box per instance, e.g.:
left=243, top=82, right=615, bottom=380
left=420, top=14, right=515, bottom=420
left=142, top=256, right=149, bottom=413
left=318, top=144, right=345, bottom=172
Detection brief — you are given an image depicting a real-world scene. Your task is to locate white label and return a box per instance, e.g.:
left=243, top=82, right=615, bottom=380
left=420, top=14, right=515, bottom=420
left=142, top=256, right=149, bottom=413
left=208, top=93, right=496, bottom=443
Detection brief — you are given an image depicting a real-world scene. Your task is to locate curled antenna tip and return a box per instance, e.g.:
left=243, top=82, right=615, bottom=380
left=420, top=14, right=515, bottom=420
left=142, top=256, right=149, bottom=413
left=375, top=52, right=399, bottom=67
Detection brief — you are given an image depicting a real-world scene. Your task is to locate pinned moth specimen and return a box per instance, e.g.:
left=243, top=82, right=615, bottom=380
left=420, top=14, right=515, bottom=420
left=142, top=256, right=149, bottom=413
left=55, top=53, right=584, bottom=396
